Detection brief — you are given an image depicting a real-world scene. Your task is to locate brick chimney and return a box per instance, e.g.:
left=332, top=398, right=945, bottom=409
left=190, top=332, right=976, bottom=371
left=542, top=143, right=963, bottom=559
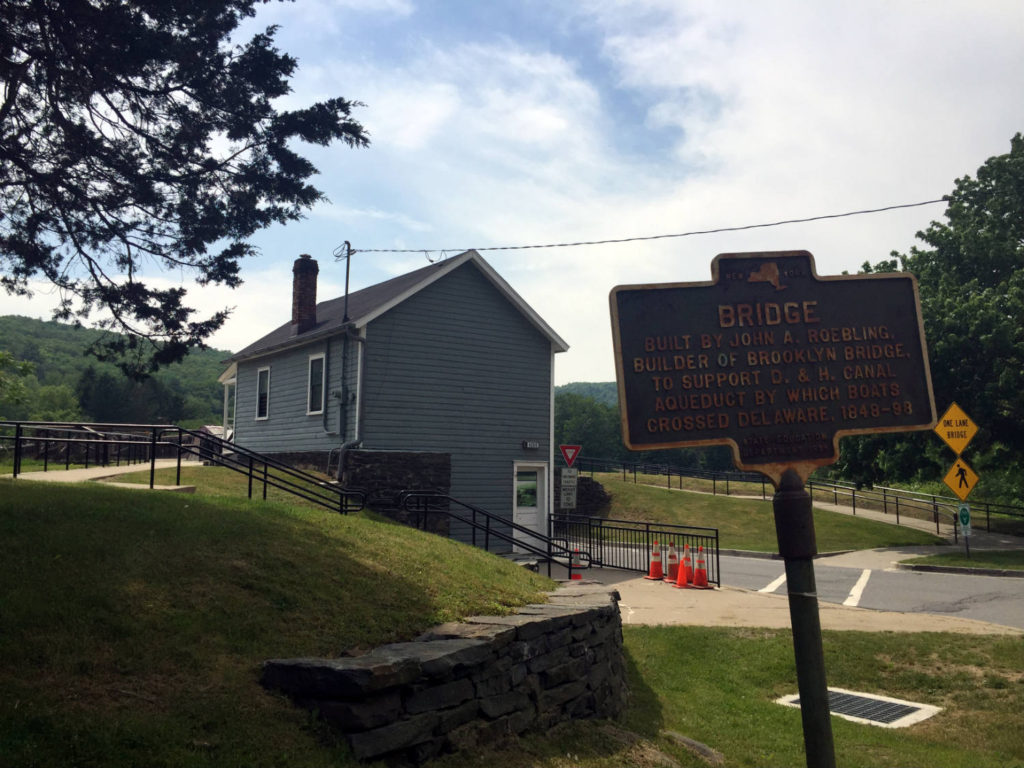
left=291, top=254, right=319, bottom=334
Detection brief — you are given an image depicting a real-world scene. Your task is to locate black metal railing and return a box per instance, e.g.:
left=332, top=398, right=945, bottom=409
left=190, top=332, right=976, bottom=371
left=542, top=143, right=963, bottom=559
left=577, top=457, right=771, bottom=499
left=804, top=478, right=1023, bottom=537
left=1, top=421, right=364, bottom=515
left=401, top=491, right=592, bottom=578
left=550, top=513, right=720, bottom=586
left=576, top=456, right=1024, bottom=538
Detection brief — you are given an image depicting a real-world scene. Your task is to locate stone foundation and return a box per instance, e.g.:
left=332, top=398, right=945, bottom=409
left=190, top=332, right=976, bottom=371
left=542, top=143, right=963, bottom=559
left=342, top=449, right=452, bottom=535
left=260, top=582, right=626, bottom=763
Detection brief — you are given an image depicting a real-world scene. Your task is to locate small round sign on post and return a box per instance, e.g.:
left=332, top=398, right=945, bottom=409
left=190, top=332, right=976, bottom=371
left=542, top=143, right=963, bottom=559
left=958, top=503, right=971, bottom=558
left=958, top=503, right=971, bottom=536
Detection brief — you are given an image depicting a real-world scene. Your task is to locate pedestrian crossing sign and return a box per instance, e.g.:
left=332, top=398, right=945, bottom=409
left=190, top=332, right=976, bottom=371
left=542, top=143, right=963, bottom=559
left=943, top=458, right=979, bottom=501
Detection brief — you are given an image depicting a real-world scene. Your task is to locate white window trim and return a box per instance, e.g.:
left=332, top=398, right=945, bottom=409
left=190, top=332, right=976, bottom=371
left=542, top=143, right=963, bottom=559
left=307, top=353, right=326, bottom=415
left=256, top=366, right=270, bottom=421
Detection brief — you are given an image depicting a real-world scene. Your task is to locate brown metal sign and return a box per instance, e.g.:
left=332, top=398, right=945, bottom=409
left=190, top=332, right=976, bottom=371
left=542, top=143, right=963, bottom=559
left=610, top=251, right=937, bottom=484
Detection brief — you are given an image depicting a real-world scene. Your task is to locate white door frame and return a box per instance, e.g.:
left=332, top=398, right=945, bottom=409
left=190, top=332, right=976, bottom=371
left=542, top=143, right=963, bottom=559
left=513, top=461, right=548, bottom=553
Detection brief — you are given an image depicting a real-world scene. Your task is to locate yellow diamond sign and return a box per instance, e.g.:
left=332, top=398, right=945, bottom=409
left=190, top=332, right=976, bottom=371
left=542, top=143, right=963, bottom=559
left=943, top=458, right=979, bottom=501
left=934, top=402, right=978, bottom=455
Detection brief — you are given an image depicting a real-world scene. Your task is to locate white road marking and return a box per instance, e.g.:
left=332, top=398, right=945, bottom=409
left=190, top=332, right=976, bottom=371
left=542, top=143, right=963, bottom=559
left=759, top=573, right=787, bottom=593
left=843, top=569, right=872, bottom=607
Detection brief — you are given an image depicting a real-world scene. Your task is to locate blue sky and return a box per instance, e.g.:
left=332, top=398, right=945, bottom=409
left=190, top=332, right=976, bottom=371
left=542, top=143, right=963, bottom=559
left=5, top=1, right=1024, bottom=383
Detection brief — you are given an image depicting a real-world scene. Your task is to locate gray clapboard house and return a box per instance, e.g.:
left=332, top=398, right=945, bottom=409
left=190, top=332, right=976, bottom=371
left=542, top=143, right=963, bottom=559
left=220, top=250, right=568, bottom=549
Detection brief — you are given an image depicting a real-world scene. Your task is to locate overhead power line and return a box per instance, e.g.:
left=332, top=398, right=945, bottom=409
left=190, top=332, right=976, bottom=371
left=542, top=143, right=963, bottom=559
left=350, top=198, right=946, bottom=256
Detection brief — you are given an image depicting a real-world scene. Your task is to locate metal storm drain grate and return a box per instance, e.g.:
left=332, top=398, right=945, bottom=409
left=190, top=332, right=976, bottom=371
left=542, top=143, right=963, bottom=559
left=776, top=687, right=942, bottom=728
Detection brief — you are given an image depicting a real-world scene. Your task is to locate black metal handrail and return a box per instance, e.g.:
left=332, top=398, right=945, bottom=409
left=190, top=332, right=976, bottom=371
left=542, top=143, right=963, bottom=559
left=551, top=513, right=721, bottom=586
left=1, top=421, right=364, bottom=515
left=575, top=455, right=1023, bottom=536
left=400, top=491, right=592, bottom=578
left=804, top=477, right=1022, bottom=536
left=577, top=456, right=771, bottom=499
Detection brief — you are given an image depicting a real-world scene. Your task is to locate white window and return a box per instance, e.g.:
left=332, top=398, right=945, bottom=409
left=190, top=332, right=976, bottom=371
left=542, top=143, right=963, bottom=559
left=307, top=354, right=325, bottom=415
left=256, top=367, right=270, bottom=420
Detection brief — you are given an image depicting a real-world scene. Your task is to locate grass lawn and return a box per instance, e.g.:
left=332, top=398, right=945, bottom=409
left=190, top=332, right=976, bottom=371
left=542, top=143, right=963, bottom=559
left=104, top=463, right=342, bottom=510
left=904, top=549, right=1024, bottom=571
left=423, top=626, right=1024, bottom=768
left=0, top=455, right=85, bottom=474
left=113, top=466, right=948, bottom=552
left=4, top=479, right=1018, bottom=767
left=0, top=479, right=551, bottom=767
left=593, top=473, right=946, bottom=552
left=614, top=468, right=770, bottom=499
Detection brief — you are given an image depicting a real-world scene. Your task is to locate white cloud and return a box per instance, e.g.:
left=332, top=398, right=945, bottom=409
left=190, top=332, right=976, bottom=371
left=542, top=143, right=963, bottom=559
left=8, top=1, right=1023, bottom=387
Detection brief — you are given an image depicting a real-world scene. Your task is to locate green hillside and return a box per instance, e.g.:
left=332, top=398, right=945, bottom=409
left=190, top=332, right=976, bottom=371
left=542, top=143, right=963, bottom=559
left=0, top=315, right=231, bottom=426
left=555, top=381, right=617, bottom=407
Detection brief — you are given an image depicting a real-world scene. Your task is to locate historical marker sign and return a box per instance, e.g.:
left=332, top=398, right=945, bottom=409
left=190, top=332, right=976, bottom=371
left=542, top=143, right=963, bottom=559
left=610, top=251, right=937, bottom=483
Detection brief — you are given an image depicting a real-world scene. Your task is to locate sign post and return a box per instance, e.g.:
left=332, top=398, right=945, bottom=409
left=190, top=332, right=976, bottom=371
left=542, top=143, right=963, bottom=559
left=611, top=251, right=936, bottom=768
left=558, top=445, right=582, bottom=511
left=560, top=467, right=578, bottom=510
left=934, top=402, right=980, bottom=551
left=958, top=503, right=971, bottom=557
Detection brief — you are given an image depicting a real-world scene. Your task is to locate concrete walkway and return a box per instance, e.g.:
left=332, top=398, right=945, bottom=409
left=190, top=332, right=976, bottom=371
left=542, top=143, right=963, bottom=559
left=809, top=497, right=1020, bottom=551
left=575, top=566, right=1023, bottom=636
left=4, top=459, right=204, bottom=490
left=573, top=484, right=1023, bottom=634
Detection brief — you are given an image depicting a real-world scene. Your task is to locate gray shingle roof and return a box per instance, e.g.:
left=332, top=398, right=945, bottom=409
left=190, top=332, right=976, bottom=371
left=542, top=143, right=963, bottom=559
left=227, top=250, right=567, bottom=362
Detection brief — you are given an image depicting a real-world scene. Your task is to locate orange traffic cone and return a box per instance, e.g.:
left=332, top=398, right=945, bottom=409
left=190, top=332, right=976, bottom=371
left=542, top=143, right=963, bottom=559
left=673, top=543, right=692, bottom=589
left=663, top=541, right=679, bottom=583
left=693, top=545, right=710, bottom=589
left=570, top=549, right=583, bottom=580
left=644, top=540, right=664, bottom=580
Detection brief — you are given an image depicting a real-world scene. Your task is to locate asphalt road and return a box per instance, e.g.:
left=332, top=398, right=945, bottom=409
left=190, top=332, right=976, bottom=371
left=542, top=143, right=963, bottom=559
left=722, top=552, right=1024, bottom=631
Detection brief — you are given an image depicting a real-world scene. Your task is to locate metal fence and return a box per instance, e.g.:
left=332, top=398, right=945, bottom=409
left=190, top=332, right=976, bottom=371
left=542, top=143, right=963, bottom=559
left=577, top=456, right=770, bottom=499
left=805, top=478, right=1023, bottom=537
left=1, top=421, right=364, bottom=514
left=576, top=456, right=1024, bottom=538
left=401, top=492, right=595, bottom=578
left=550, top=512, right=720, bottom=586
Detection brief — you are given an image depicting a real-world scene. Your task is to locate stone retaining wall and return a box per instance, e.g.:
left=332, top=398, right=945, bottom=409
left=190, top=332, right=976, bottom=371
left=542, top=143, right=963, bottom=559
left=260, top=582, right=627, bottom=763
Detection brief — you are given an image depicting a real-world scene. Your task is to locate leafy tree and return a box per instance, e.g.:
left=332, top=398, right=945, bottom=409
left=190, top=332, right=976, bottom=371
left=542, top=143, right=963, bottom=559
left=0, top=315, right=228, bottom=423
left=1, top=1, right=368, bottom=376
left=555, top=393, right=626, bottom=461
left=900, top=134, right=1024, bottom=450
left=0, top=349, right=33, bottom=408
left=29, top=383, right=81, bottom=422
left=847, top=133, right=1024, bottom=499
left=76, top=365, right=183, bottom=423
left=554, top=389, right=733, bottom=469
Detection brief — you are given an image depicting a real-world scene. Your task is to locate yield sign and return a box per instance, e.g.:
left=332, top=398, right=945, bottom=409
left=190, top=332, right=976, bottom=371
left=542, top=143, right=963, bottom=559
left=943, top=458, right=979, bottom=502
left=559, top=444, right=582, bottom=467
left=934, top=402, right=978, bottom=455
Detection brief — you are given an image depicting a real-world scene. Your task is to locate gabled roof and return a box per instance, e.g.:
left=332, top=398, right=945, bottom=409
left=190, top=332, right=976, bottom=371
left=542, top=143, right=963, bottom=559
left=228, top=250, right=569, bottom=362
